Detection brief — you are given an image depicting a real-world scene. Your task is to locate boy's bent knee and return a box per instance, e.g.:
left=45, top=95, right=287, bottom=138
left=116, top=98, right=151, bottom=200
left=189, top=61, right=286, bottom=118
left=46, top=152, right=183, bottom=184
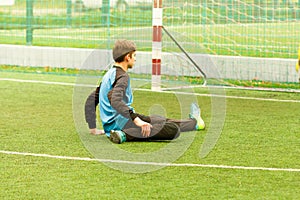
left=158, top=122, right=180, bottom=140
left=168, top=122, right=180, bottom=139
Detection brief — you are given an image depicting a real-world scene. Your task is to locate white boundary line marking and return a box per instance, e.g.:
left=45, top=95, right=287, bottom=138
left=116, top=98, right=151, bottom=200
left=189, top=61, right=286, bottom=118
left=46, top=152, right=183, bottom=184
left=1, top=150, right=299, bottom=172
left=1, top=78, right=299, bottom=103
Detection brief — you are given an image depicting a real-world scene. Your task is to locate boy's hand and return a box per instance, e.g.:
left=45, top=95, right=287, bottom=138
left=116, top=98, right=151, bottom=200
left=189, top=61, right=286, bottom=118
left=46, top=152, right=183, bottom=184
left=89, top=128, right=105, bottom=135
left=133, top=117, right=152, bottom=137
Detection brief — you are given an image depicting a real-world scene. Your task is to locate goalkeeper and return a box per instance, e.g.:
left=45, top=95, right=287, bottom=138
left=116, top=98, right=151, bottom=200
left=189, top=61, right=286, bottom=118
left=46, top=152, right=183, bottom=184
left=85, top=39, right=205, bottom=144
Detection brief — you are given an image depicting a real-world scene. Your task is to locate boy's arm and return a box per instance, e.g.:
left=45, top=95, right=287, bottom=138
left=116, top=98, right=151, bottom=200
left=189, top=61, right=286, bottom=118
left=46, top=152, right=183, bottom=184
left=84, top=85, right=104, bottom=135
left=109, top=74, right=152, bottom=137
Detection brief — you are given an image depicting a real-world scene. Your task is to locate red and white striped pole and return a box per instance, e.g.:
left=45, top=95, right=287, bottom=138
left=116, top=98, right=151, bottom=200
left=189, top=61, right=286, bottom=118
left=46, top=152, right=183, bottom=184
left=152, top=0, right=162, bottom=91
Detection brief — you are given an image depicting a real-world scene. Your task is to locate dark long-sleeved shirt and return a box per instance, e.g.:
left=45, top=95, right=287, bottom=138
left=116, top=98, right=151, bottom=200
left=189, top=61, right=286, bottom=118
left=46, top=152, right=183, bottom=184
left=84, top=66, right=137, bottom=135
left=99, top=66, right=137, bottom=136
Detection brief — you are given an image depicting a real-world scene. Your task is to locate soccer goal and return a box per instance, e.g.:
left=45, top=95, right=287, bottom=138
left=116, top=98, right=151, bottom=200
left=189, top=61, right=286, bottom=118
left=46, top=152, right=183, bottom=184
left=0, top=0, right=299, bottom=89
left=151, top=0, right=300, bottom=90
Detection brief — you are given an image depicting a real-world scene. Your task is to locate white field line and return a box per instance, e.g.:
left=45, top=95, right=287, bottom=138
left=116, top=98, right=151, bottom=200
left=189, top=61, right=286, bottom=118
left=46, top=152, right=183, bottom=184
left=1, top=78, right=300, bottom=103
left=1, top=150, right=299, bottom=172
left=0, top=78, right=95, bottom=87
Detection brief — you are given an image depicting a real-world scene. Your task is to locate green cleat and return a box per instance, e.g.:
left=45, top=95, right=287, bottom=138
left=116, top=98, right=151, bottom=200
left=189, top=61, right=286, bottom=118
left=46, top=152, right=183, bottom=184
left=110, top=130, right=126, bottom=144
left=189, top=103, right=205, bottom=130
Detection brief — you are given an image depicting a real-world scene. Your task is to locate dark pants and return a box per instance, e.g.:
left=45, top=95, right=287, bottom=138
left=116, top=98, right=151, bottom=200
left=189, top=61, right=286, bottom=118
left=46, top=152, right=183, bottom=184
left=122, top=113, right=197, bottom=141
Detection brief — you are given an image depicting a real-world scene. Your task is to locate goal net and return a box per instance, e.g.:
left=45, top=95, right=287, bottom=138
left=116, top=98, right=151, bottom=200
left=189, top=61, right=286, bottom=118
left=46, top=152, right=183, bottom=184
left=162, top=0, right=300, bottom=84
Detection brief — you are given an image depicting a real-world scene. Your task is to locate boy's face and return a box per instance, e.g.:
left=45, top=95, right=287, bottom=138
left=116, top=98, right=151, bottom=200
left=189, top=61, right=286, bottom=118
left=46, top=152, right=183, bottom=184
left=127, top=52, right=136, bottom=69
